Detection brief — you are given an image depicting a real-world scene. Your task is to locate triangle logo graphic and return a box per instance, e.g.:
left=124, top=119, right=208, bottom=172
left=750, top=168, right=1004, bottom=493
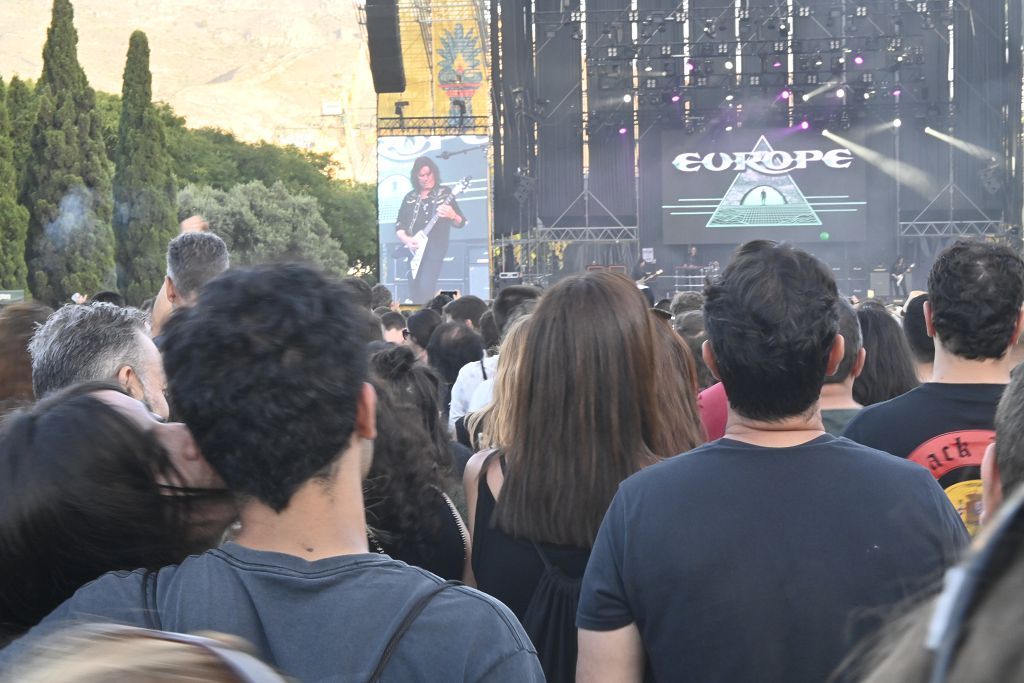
left=706, top=136, right=822, bottom=228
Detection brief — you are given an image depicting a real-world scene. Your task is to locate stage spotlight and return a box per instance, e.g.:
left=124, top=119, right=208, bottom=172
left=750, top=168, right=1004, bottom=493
left=780, top=89, right=792, bottom=100
left=644, top=63, right=653, bottom=72
left=725, top=125, right=734, bottom=132
left=853, top=54, right=865, bottom=65
left=821, top=129, right=830, bottom=136
left=670, top=93, right=681, bottom=103
left=802, top=93, right=811, bottom=102
left=891, top=87, right=902, bottom=97
left=724, top=60, right=735, bottom=70
left=725, top=93, right=734, bottom=102
left=778, top=21, right=789, bottom=34
left=863, top=91, right=871, bottom=100
left=618, top=125, right=628, bottom=135
left=893, top=118, right=902, bottom=128
left=623, top=93, right=633, bottom=103
left=814, top=54, right=824, bottom=67
left=772, top=58, right=783, bottom=69
left=685, top=61, right=696, bottom=74
left=800, top=120, right=810, bottom=130
left=835, top=87, right=845, bottom=98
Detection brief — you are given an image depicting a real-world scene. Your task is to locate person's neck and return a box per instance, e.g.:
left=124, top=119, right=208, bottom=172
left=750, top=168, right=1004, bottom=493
left=915, top=362, right=934, bottom=383
left=233, top=445, right=370, bottom=560
left=818, top=382, right=862, bottom=411
left=724, top=404, right=827, bottom=447
left=930, top=344, right=1012, bottom=384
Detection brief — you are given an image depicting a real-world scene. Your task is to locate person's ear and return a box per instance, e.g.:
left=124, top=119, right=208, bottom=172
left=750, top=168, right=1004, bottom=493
left=825, top=333, right=845, bottom=376
left=116, top=365, right=144, bottom=402
left=165, top=276, right=178, bottom=305
left=851, top=347, right=867, bottom=379
left=701, top=340, right=721, bottom=381
left=982, top=441, right=1003, bottom=527
left=923, top=300, right=936, bottom=338
left=355, top=382, right=377, bottom=440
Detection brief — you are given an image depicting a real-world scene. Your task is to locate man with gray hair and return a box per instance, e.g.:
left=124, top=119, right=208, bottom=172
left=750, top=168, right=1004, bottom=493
left=29, top=303, right=169, bottom=418
left=151, top=230, right=230, bottom=336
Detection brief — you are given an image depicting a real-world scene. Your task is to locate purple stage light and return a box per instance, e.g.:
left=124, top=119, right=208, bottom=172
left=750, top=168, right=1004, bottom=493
left=800, top=120, right=810, bottom=130
left=853, top=55, right=865, bottom=65
left=892, top=87, right=902, bottom=97
left=618, top=126, right=628, bottom=135
left=670, top=94, right=681, bottom=102
left=780, top=89, right=791, bottom=100
left=772, top=59, right=783, bottom=68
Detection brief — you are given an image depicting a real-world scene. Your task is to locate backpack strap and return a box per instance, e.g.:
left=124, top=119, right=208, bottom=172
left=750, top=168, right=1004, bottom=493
left=368, top=580, right=461, bottom=682
left=140, top=570, right=163, bottom=631
left=480, top=357, right=488, bottom=380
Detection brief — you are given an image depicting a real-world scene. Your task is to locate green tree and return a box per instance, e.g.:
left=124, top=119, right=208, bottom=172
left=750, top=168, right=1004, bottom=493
left=5, top=76, right=36, bottom=199
left=0, top=78, right=30, bottom=290
left=24, top=0, right=116, bottom=304
left=178, top=181, right=347, bottom=273
left=112, top=31, right=177, bottom=304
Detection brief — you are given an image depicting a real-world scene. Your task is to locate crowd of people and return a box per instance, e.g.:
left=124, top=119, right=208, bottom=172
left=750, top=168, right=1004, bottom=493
left=1, top=223, right=1024, bottom=682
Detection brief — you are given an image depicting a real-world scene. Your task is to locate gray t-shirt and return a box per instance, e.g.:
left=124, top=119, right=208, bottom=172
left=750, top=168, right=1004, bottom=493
left=2, top=544, right=543, bottom=682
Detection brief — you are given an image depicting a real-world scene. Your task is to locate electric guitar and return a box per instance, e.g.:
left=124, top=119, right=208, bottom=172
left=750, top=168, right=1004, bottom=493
left=636, top=269, right=663, bottom=286
left=401, top=177, right=471, bottom=279
left=892, top=263, right=915, bottom=287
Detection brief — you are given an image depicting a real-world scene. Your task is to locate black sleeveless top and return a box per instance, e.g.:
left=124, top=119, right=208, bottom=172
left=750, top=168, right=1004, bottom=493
left=370, top=488, right=468, bottom=581
left=471, top=460, right=591, bottom=619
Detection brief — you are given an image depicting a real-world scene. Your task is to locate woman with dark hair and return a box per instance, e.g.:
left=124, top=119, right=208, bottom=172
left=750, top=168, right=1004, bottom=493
left=395, top=156, right=466, bottom=304
left=363, top=379, right=468, bottom=581
left=0, top=382, right=230, bottom=643
left=463, top=271, right=704, bottom=682
left=854, top=303, right=920, bottom=406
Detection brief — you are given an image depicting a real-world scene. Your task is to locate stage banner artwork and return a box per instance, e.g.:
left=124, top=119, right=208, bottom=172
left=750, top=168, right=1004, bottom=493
left=378, top=135, right=491, bottom=304
left=377, top=3, right=490, bottom=123
left=661, top=130, right=868, bottom=245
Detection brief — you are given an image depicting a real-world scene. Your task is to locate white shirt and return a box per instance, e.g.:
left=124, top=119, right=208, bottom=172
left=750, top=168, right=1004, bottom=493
left=448, top=354, right=500, bottom=429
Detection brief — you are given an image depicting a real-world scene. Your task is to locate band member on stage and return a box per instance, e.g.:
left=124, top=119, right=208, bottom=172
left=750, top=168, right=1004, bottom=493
left=683, top=245, right=701, bottom=271
left=396, top=157, right=466, bottom=304
left=890, top=255, right=911, bottom=299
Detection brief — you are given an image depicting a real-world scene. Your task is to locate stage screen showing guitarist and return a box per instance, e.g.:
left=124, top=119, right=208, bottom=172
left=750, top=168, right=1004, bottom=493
left=395, top=157, right=467, bottom=303
left=378, top=135, right=490, bottom=303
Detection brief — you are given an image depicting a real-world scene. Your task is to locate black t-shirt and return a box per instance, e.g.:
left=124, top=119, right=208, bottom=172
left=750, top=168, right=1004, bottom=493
left=842, top=383, right=1003, bottom=534
left=577, top=435, right=967, bottom=683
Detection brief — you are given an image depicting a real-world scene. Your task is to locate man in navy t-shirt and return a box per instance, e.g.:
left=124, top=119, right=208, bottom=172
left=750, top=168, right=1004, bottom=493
left=577, top=241, right=968, bottom=683
left=843, top=240, right=1024, bottom=535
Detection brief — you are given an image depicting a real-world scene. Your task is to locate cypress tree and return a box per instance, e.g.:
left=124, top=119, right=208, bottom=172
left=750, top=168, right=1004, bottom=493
left=113, top=31, right=177, bottom=304
left=5, top=76, right=36, bottom=199
left=0, top=79, right=30, bottom=291
left=24, top=0, right=116, bottom=305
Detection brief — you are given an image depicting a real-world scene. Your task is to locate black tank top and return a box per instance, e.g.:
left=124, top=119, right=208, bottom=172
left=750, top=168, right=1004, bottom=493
left=471, top=458, right=590, bottom=619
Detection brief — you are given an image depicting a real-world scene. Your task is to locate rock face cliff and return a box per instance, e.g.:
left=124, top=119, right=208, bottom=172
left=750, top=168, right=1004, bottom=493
left=0, top=0, right=377, bottom=181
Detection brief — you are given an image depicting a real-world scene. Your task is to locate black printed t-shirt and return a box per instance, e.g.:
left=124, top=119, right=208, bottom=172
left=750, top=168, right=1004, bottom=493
left=843, top=383, right=1004, bottom=534
left=577, top=435, right=967, bottom=683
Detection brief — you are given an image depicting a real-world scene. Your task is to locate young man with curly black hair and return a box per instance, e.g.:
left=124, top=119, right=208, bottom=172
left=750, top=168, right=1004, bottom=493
left=2, top=263, right=543, bottom=682
left=844, top=240, right=1024, bottom=535
left=577, top=241, right=967, bottom=683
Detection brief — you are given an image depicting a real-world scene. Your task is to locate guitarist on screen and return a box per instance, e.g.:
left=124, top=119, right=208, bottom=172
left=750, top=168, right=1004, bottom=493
left=395, top=156, right=466, bottom=304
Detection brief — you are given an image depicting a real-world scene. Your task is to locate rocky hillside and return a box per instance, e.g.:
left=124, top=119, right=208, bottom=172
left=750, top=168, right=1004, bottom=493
left=0, top=0, right=377, bottom=182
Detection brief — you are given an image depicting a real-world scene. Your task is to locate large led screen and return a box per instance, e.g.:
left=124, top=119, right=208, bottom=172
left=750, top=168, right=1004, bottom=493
left=661, top=129, right=868, bottom=244
left=378, top=135, right=490, bottom=304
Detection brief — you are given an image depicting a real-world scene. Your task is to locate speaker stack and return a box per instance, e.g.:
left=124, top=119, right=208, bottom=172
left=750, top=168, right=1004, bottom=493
left=365, top=0, right=406, bottom=93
